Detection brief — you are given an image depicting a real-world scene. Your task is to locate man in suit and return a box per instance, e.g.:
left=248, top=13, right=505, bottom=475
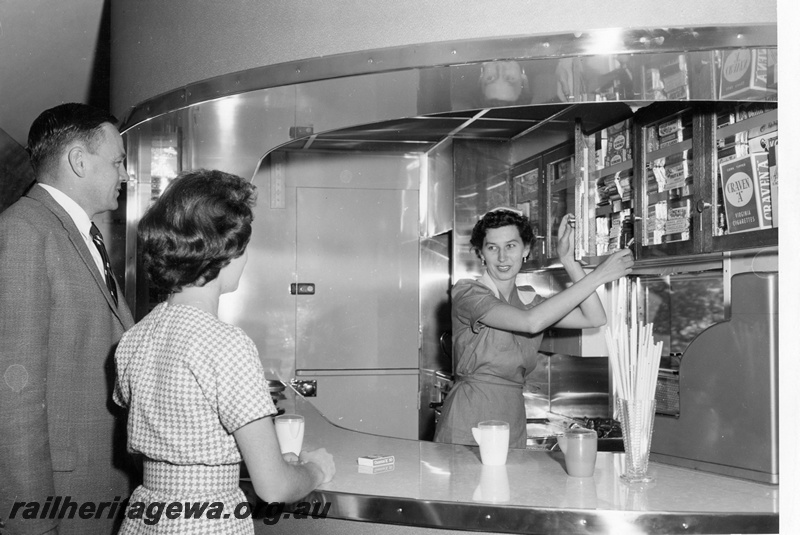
left=1, top=103, right=136, bottom=534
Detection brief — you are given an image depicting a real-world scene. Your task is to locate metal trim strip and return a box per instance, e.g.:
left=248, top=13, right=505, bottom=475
left=119, top=25, right=776, bottom=131
left=282, top=489, right=779, bottom=534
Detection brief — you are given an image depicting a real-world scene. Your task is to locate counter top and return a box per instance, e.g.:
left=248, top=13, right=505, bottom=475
left=250, top=388, right=778, bottom=534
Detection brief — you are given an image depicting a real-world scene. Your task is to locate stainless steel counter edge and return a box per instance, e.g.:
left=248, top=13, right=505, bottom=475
left=241, top=485, right=777, bottom=534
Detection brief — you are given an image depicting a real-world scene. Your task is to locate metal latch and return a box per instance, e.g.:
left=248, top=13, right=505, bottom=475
left=290, top=379, right=317, bottom=397
left=290, top=283, right=315, bottom=295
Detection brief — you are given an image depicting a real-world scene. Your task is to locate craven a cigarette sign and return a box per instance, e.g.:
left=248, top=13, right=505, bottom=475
left=719, top=49, right=776, bottom=99
left=720, top=155, right=770, bottom=233
left=722, top=50, right=751, bottom=86
left=725, top=170, right=753, bottom=207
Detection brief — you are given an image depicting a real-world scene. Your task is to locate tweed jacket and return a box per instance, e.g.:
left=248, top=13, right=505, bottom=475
left=0, top=184, right=135, bottom=535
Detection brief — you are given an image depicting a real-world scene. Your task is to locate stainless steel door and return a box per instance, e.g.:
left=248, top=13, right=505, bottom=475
left=295, top=187, right=419, bottom=370
left=294, top=186, right=420, bottom=439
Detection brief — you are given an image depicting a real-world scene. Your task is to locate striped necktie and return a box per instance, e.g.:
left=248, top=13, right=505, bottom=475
left=90, top=222, right=119, bottom=307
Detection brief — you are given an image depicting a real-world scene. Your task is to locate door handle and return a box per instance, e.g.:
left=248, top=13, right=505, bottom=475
left=290, top=283, right=316, bottom=295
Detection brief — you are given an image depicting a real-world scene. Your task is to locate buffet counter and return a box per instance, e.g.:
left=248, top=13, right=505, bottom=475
left=244, top=387, right=778, bottom=535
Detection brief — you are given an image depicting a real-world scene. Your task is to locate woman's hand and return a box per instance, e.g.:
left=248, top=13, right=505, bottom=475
left=593, top=248, right=634, bottom=284
left=300, top=448, right=336, bottom=484
left=556, top=213, right=576, bottom=263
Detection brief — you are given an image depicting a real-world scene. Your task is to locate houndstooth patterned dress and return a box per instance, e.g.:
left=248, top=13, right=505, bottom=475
left=114, top=302, right=277, bottom=534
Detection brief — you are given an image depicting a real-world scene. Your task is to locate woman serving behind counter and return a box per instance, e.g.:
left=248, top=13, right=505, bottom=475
left=114, top=170, right=335, bottom=534
left=434, top=209, right=633, bottom=448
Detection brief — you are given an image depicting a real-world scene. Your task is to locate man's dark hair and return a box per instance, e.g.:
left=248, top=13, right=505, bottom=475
left=27, top=103, right=117, bottom=177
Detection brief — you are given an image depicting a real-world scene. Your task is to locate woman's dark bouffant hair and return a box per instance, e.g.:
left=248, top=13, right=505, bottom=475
left=470, top=209, right=534, bottom=254
left=139, top=169, right=257, bottom=293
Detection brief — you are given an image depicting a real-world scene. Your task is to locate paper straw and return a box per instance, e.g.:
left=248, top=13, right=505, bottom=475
left=606, top=277, right=661, bottom=404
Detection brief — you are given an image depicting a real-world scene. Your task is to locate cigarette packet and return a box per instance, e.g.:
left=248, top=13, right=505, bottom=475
left=358, top=463, right=396, bottom=475
left=357, top=454, right=395, bottom=467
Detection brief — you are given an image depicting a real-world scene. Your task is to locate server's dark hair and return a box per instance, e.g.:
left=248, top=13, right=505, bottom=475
left=470, top=209, right=534, bottom=254
left=27, top=103, right=117, bottom=177
left=139, top=169, right=257, bottom=293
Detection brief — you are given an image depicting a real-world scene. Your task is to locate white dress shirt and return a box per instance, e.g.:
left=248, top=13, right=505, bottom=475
left=38, top=183, right=106, bottom=277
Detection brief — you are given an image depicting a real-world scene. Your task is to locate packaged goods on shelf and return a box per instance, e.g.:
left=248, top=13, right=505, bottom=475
left=719, top=153, right=772, bottom=233
left=658, top=118, right=682, bottom=137
left=557, top=158, right=574, bottom=181
left=604, top=120, right=632, bottom=166
left=595, top=209, right=630, bottom=256
left=595, top=130, right=608, bottom=169
left=646, top=169, right=662, bottom=195
left=646, top=126, right=659, bottom=153
left=716, top=133, right=742, bottom=150
left=717, top=110, right=736, bottom=128
left=665, top=162, right=692, bottom=192
left=717, top=131, right=749, bottom=164
left=663, top=200, right=692, bottom=243
left=747, top=118, right=777, bottom=155
left=646, top=115, right=692, bottom=152
left=719, top=48, right=777, bottom=100
left=734, top=102, right=773, bottom=122
left=595, top=216, right=610, bottom=256
left=514, top=169, right=539, bottom=202
left=595, top=169, right=632, bottom=205
left=644, top=68, right=663, bottom=101
left=646, top=201, right=668, bottom=246
left=660, top=55, right=688, bottom=93
left=645, top=54, right=689, bottom=100
left=648, top=151, right=692, bottom=194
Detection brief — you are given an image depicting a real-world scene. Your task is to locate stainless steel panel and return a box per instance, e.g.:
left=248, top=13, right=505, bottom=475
left=651, top=271, right=779, bottom=483
left=548, top=354, right=612, bottom=419
left=421, top=138, right=454, bottom=237
left=294, top=371, right=419, bottom=440
left=296, top=187, right=419, bottom=370
left=453, top=139, right=513, bottom=282
left=120, top=25, right=776, bottom=129
left=418, top=233, right=452, bottom=440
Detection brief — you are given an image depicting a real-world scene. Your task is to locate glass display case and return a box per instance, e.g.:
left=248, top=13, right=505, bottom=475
left=510, top=98, right=778, bottom=267
left=636, top=103, right=697, bottom=259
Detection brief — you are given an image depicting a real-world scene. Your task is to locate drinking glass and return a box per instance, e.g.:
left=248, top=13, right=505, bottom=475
left=617, top=398, right=656, bottom=483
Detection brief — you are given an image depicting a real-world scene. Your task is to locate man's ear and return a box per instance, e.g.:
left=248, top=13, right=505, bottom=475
left=67, top=146, right=86, bottom=178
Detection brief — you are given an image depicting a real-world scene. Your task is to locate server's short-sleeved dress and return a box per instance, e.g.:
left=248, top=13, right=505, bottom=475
left=114, top=302, right=277, bottom=534
left=434, top=278, right=544, bottom=448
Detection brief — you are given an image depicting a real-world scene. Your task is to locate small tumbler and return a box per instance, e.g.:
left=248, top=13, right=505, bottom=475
left=617, top=398, right=656, bottom=483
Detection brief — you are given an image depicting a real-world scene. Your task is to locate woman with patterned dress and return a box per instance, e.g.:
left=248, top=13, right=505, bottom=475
left=434, top=209, right=633, bottom=448
left=114, top=169, right=335, bottom=534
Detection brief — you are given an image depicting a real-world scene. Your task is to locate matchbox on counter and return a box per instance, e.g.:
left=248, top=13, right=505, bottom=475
left=358, top=454, right=395, bottom=467
left=358, top=463, right=396, bottom=475
left=719, top=153, right=772, bottom=234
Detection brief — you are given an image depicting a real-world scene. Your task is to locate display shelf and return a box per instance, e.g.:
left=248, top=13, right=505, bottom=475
left=508, top=97, right=778, bottom=266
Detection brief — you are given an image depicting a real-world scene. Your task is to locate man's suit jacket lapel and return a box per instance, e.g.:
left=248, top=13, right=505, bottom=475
left=27, top=184, right=134, bottom=327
